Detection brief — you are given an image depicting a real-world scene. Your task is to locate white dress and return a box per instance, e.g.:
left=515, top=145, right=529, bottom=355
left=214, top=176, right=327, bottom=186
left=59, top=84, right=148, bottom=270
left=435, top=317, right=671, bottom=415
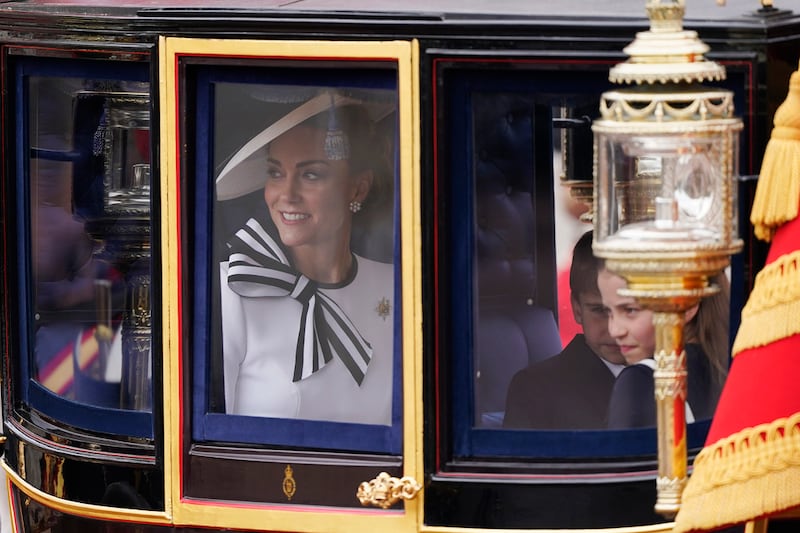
left=220, top=255, right=394, bottom=426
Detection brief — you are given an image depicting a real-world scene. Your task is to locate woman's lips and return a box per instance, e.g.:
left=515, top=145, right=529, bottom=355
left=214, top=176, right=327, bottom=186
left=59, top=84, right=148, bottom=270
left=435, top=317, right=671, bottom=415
left=281, top=211, right=310, bottom=222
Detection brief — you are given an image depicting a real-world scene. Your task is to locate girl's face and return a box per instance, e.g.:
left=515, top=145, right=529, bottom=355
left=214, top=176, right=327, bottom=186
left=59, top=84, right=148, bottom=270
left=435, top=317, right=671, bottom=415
left=263, top=124, right=369, bottom=252
left=597, top=269, right=655, bottom=365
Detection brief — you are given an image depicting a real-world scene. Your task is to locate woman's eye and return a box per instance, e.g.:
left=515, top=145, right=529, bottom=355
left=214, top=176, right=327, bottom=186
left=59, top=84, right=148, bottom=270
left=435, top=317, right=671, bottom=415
left=302, top=169, right=326, bottom=180
left=266, top=167, right=283, bottom=179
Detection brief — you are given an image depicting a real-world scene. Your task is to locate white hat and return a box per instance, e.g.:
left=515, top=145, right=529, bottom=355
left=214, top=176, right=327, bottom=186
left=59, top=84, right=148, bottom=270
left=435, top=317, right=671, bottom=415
left=215, top=90, right=391, bottom=201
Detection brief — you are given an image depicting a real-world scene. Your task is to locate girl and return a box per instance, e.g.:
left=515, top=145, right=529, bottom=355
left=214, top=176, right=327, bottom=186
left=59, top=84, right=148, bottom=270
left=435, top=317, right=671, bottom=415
left=597, top=267, right=729, bottom=428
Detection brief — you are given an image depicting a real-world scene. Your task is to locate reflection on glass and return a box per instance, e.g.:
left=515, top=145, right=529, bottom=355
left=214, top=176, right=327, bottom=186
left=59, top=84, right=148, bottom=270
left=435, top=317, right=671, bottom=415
left=212, top=83, right=397, bottom=425
left=673, top=152, right=716, bottom=221
left=29, top=77, right=152, bottom=411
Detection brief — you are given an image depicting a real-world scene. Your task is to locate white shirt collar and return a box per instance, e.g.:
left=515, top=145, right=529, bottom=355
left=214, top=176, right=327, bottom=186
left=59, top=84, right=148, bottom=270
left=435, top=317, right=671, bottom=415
left=600, top=357, right=626, bottom=377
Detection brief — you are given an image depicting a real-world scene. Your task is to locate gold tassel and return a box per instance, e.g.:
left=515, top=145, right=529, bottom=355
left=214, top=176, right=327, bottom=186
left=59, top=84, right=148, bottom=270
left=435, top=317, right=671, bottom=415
left=732, top=249, right=800, bottom=354
left=673, top=413, right=800, bottom=533
left=750, top=64, right=800, bottom=242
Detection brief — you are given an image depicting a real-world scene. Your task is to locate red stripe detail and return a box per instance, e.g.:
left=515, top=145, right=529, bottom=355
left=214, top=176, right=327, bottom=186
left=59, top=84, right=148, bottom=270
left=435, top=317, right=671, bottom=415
left=765, top=209, right=800, bottom=265
left=705, top=333, right=800, bottom=446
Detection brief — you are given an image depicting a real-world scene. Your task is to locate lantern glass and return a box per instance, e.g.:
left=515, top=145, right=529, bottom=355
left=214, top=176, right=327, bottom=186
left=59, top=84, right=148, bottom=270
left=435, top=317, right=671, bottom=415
left=594, top=123, right=740, bottom=251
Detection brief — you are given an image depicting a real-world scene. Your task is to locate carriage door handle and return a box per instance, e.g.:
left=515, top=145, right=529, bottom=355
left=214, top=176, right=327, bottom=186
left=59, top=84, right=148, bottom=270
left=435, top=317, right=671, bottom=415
left=357, top=472, right=422, bottom=509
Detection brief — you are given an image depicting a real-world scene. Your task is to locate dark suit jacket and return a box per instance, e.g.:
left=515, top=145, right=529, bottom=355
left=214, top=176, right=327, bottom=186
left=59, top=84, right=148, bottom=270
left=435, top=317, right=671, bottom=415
left=503, top=334, right=617, bottom=429
left=607, top=343, right=721, bottom=429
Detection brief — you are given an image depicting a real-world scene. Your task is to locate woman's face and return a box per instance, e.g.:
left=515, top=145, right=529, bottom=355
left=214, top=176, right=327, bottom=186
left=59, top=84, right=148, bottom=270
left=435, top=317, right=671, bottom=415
left=597, top=269, right=655, bottom=364
left=264, top=124, right=368, bottom=252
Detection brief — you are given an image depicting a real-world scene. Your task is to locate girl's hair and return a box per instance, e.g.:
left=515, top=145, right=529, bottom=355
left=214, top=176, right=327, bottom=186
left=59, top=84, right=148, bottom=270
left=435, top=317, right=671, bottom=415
left=684, top=271, right=731, bottom=389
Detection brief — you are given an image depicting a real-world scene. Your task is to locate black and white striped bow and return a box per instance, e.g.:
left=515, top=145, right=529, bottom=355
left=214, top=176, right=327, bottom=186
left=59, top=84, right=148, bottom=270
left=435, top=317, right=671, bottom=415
left=226, top=218, right=372, bottom=385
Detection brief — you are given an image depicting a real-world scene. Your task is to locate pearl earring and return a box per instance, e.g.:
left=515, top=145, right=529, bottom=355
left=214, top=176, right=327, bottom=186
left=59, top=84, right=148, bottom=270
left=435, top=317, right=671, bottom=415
left=349, top=200, right=362, bottom=213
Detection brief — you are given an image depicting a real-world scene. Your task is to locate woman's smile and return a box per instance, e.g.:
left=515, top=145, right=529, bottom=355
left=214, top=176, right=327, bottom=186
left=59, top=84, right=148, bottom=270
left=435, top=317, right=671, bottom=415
left=280, top=211, right=311, bottom=223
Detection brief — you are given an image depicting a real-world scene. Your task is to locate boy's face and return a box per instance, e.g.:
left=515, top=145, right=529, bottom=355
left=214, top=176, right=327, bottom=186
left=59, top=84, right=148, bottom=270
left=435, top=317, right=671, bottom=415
left=572, top=289, right=625, bottom=365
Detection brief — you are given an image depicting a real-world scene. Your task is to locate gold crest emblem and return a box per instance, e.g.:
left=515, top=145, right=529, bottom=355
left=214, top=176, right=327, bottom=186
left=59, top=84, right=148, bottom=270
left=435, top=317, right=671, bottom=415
left=283, top=464, right=297, bottom=500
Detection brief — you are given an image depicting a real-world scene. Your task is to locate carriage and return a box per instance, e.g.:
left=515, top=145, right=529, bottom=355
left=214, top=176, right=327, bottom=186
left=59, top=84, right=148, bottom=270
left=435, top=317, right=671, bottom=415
left=0, top=1, right=799, bottom=532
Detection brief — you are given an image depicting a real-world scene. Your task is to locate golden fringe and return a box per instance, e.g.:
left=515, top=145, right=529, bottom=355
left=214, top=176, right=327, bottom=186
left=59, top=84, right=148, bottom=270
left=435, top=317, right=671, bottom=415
left=732, top=250, right=800, bottom=355
left=674, top=413, right=800, bottom=533
left=750, top=65, right=800, bottom=242
left=751, top=136, right=800, bottom=241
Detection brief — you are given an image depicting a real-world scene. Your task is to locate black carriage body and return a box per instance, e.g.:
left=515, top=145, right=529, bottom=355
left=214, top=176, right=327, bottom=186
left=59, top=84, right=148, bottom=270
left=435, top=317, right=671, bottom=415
left=0, top=1, right=798, bottom=532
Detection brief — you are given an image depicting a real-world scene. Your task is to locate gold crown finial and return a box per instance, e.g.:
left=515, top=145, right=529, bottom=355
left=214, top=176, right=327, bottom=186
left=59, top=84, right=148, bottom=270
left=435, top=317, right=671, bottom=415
left=608, top=0, right=725, bottom=85
left=646, top=0, right=685, bottom=33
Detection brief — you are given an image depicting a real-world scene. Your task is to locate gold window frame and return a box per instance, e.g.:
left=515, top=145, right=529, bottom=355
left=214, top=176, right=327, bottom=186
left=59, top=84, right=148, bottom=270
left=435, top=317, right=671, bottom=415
left=159, top=36, right=422, bottom=532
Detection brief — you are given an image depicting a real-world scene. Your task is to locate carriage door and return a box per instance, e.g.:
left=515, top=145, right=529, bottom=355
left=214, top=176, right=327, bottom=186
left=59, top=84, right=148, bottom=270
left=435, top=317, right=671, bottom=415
left=160, top=37, right=423, bottom=533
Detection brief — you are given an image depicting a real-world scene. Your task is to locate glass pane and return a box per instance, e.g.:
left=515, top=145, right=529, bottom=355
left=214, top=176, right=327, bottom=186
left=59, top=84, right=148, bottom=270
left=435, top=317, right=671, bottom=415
left=29, top=76, right=152, bottom=411
left=209, top=80, right=399, bottom=430
left=215, top=84, right=394, bottom=425
left=444, top=69, right=730, bottom=459
left=476, top=93, right=730, bottom=432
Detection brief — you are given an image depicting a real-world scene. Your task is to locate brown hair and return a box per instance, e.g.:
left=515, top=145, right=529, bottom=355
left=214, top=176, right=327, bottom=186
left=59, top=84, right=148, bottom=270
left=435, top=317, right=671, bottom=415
left=685, top=271, right=731, bottom=389
left=569, top=229, right=602, bottom=297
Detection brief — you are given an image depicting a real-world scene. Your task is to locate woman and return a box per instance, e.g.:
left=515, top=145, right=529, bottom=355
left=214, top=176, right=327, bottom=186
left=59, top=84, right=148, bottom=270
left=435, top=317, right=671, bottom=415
left=216, top=94, right=395, bottom=426
left=598, top=267, right=728, bottom=429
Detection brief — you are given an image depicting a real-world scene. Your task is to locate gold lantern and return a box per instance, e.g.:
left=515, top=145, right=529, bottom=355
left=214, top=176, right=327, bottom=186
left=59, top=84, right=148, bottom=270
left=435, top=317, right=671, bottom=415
left=591, top=0, right=743, bottom=517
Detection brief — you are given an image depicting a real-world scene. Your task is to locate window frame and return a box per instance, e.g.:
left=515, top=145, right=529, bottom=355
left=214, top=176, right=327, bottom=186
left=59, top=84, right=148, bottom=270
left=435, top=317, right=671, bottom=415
left=8, top=51, right=154, bottom=440
left=423, top=53, right=755, bottom=529
left=161, top=37, right=422, bottom=531
left=189, top=65, right=404, bottom=454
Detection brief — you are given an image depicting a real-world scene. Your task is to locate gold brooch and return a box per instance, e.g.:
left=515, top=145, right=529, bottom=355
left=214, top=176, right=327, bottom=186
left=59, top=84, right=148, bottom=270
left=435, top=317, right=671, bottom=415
left=376, top=297, right=391, bottom=320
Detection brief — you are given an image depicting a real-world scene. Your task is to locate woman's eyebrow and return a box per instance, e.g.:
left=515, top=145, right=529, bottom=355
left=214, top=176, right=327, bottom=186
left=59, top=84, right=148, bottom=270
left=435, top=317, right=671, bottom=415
left=296, top=159, right=331, bottom=168
left=267, top=157, right=330, bottom=168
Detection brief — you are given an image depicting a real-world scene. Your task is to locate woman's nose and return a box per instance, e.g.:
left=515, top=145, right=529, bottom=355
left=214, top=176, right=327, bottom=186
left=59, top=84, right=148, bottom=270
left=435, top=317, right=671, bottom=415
left=280, top=175, right=301, bottom=201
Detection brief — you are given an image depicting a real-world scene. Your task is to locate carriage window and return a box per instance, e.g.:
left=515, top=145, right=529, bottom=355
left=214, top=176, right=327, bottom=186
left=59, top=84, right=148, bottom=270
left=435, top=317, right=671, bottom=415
left=16, top=57, right=152, bottom=437
left=440, top=64, right=731, bottom=461
left=188, top=63, right=403, bottom=454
